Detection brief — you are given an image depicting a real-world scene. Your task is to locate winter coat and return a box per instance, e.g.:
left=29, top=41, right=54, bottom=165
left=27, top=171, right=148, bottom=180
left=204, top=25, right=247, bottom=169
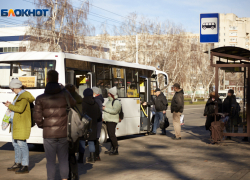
left=171, top=89, right=184, bottom=113
left=204, top=98, right=222, bottom=130
left=94, top=94, right=104, bottom=122
left=103, top=96, right=122, bottom=123
left=8, top=91, right=35, bottom=140
left=82, top=96, right=101, bottom=141
left=147, top=92, right=168, bottom=112
left=222, top=95, right=239, bottom=125
left=33, top=82, right=76, bottom=139
left=223, top=95, right=237, bottom=114
left=71, top=91, right=83, bottom=115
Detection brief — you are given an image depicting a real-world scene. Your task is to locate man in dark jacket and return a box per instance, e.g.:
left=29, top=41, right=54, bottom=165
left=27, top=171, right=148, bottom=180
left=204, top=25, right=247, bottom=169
left=92, top=87, right=104, bottom=161
left=171, top=83, right=184, bottom=140
left=223, top=89, right=239, bottom=140
left=143, top=88, right=168, bottom=135
left=33, top=70, right=76, bottom=180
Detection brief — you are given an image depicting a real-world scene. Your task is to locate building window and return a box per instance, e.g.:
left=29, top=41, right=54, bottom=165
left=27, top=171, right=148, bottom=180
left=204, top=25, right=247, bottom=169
left=0, top=48, right=3, bottom=52
left=224, top=39, right=225, bottom=42
left=224, top=33, right=225, bottom=36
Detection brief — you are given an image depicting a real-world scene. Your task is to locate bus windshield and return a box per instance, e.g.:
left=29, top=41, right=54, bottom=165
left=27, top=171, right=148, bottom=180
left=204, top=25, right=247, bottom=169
left=0, top=60, right=56, bottom=89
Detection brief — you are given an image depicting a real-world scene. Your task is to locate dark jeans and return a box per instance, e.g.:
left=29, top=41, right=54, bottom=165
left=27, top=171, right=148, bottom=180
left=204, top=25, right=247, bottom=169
left=106, top=122, right=118, bottom=148
left=44, top=138, right=69, bottom=180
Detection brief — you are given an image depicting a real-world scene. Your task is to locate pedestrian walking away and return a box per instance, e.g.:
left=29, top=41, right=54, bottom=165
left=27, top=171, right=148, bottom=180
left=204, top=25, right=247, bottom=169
left=92, top=86, right=104, bottom=161
left=143, top=88, right=168, bottom=135
left=65, top=84, right=83, bottom=180
left=103, top=86, right=122, bottom=155
left=80, top=88, right=101, bottom=163
left=33, top=70, right=76, bottom=180
left=204, top=92, right=223, bottom=138
left=4, top=79, right=35, bottom=174
left=171, top=83, right=184, bottom=140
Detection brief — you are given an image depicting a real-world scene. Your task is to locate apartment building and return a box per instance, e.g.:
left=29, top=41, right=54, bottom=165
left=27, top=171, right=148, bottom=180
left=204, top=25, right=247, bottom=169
left=215, top=13, right=250, bottom=49
left=0, top=26, right=109, bottom=58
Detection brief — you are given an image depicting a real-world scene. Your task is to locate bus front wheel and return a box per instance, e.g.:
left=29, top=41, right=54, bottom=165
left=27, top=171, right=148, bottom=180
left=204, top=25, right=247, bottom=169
left=99, top=123, right=107, bottom=144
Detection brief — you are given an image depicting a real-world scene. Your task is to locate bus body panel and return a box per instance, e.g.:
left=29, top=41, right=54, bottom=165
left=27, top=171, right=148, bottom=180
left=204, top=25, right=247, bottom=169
left=0, top=52, right=167, bottom=144
left=103, top=98, right=140, bottom=137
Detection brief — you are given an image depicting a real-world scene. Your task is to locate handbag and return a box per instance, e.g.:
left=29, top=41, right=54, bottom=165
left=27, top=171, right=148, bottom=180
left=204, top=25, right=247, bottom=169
left=1, top=109, right=11, bottom=130
left=160, top=116, right=169, bottom=129
left=63, top=91, right=92, bottom=142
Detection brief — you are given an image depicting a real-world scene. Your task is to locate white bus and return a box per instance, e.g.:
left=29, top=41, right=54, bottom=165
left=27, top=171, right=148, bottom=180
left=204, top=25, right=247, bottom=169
left=0, top=52, right=168, bottom=144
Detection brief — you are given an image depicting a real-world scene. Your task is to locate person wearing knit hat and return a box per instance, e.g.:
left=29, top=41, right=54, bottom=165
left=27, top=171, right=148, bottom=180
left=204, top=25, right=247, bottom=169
left=102, top=86, right=121, bottom=155
left=9, top=79, right=23, bottom=89
left=83, top=88, right=93, bottom=97
left=81, top=88, right=101, bottom=163
left=92, top=86, right=104, bottom=161
left=108, top=86, right=117, bottom=96
left=4, top=78, right=35, bottom=174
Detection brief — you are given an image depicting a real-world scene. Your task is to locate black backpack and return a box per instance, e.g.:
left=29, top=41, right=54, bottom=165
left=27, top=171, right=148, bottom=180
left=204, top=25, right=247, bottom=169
left=112, top=99, right=124, bottom=121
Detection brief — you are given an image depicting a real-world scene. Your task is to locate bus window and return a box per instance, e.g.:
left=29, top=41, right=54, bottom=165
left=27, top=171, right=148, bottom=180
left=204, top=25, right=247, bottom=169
left=0, top=60, right=55, bottom=89
left=96, top=64, right=112, bottom=98
left=126, top=69, right=139, bottom=97
left=113, top=67, right=125, bottom=97
left=65, top=59, right=91, bottom=96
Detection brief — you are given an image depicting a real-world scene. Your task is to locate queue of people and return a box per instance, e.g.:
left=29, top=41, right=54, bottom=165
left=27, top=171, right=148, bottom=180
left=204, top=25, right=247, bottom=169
left=3, top=70, right=122, bottom=180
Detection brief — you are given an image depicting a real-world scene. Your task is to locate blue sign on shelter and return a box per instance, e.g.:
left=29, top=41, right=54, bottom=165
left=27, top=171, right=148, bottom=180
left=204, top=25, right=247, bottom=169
left=200, top=13, right=219, bottom=43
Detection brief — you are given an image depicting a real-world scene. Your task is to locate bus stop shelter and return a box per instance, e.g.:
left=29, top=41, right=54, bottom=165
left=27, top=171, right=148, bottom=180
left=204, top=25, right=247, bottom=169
left=208, top=46, right=250, bottom=137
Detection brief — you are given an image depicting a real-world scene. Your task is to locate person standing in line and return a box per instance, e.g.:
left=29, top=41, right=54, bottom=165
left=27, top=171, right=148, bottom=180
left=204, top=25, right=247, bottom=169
left=33, top=70, right=76, bottom=180
left=223, top=89, right=240, bottom=140
left=103, top=86, right=121, bottom=155
left=204, top=92, right=223, bottom=136
left=92, top=87, right=104, bottom=161
left=171, top=83, right=184, bottom=140
left=5, top=79, right=35, bottom=174
left=143, top=88, right=168, bottom=135
left=80, top=88, right=101, bottom=163
left=65, top=84, right=83, bottom=180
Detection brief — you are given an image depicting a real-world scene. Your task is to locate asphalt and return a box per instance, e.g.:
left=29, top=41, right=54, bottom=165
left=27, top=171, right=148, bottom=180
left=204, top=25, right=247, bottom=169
left=1, top=105, right=250, bottom=180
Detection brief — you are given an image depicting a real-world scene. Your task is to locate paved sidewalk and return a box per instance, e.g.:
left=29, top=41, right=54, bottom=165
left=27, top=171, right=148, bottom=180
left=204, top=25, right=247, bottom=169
left=0, top=107, right=250, bottom=180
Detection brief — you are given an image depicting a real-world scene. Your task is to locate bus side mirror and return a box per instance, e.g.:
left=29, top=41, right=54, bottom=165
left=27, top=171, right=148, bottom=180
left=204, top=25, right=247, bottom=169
left=164, top=75, right=168, bottom=86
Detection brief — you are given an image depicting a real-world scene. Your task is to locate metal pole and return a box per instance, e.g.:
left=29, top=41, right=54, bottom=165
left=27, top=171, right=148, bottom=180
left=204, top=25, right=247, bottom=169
left=136, top=34, right=138, bottom=64
left=223, top=71, right=225, bottom=90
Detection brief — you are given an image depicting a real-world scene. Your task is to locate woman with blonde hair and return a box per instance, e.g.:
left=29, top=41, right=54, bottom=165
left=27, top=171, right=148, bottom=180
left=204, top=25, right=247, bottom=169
left=4, top=79, right=35, bottom=174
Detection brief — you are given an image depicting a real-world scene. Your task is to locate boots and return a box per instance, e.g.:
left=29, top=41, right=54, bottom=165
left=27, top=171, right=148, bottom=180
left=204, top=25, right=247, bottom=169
left=7, top=162, right=21, bottom=171
left=95, top=140, right=101, bottom=161
left=77, top=152, right=84, bottom=163
left=104, top=147, right=113, bottom=154
left=109, top=147, right=119, bottom=155
left=15, top=165, right=29, bottom=174
left=87, top=152, right=95, bottom=163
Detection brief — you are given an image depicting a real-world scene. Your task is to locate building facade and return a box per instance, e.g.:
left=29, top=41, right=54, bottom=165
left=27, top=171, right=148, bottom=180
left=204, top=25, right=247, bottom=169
left=215, top=13, right=250, bottom=49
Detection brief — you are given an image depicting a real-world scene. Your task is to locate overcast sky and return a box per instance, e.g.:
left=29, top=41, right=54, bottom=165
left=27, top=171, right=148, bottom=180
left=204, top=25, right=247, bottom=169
left=1, top=0, right=250, bottom=35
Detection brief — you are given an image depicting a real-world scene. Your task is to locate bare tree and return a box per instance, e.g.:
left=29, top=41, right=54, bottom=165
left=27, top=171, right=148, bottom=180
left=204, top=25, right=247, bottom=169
left=21, top=0, right=108, bottom=58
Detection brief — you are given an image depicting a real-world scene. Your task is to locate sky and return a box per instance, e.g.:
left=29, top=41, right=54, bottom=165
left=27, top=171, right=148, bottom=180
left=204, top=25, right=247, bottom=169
left=1, top=0, right=250, bottom=35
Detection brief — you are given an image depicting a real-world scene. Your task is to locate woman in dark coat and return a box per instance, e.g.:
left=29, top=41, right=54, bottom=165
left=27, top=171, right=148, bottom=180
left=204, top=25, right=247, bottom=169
left=65, top=84, right=83, bottom=180
left=80, top=88, right=101, bottom=163
left=204, top=92, right=222, bottom=133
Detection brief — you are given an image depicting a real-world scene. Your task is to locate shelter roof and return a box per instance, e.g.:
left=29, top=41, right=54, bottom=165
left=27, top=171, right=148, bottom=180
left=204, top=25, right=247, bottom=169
left=206, top=46, right=250, bottom=61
